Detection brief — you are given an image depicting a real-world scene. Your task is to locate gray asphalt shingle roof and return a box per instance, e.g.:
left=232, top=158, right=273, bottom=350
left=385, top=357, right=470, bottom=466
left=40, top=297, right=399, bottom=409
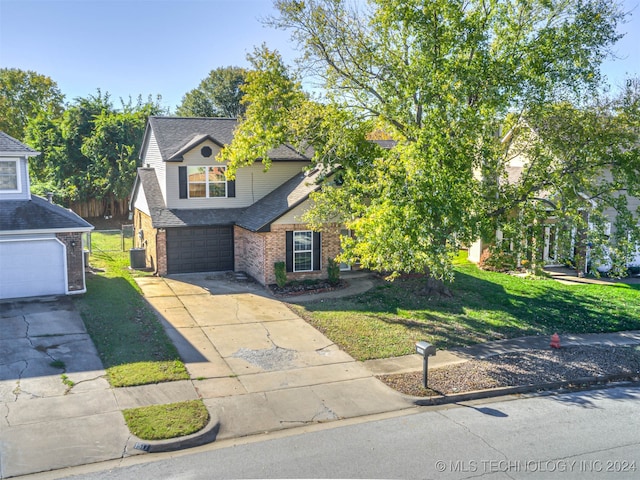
left=135, top=166, right=324, bottom=232
left=146, top=117, right=311, bottom=162
left=154, top=207, right=247, bottom=228
left=236, top=168, right=325, bottom=232
left=0, top=131, right=39, bottom=155
left=0, top=195, right=93, bottom=232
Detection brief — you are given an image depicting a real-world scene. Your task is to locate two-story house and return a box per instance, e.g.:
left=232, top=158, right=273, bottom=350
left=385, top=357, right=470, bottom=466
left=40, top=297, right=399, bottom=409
left=129, top=117, right=342, bottom=285
left=467, top=124, right=640, bottom=273
left=0, top=131, right=93, bottom=300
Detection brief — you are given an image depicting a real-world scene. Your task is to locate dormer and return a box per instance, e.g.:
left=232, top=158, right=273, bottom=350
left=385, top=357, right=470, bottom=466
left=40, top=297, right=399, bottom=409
left=0, top=131, right=39, bottom=200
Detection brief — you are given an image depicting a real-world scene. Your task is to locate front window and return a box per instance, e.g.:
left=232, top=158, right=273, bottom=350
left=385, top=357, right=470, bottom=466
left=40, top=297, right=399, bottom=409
left=294, top=231, right=313, bottom=272
left=0, top=160, right=19, bottom=191
left=188, top=166, right=227, bottom=198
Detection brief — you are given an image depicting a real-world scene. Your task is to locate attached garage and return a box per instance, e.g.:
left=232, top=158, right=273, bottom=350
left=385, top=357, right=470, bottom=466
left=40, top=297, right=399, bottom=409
left=1, top=132, right=93, bottom=300
left=166, top=226, right=234, bottom=274
left=0, top=238, right=67, bottom=299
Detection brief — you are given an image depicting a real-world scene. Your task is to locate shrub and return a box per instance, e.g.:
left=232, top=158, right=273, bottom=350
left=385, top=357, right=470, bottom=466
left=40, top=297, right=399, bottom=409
left=328, top=258, right=340, bottom=286
left=479, top=247, right=517, bottom=272
left=274, top=261, right=287, bottom=287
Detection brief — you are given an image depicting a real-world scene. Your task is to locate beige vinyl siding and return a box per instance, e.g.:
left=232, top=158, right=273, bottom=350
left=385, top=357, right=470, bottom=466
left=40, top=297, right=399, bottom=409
left=603, top=193, right=640, bottom=236
left=273, top=199, right=313, bottom=225
left=166, top=141, right=310, bottom=209
left=142, top=131, right=167, bottom=201
left=628, top=195, right=640, bottom=215
left=132, top=181, right=150, bottom=216
left=596, top=168, right=640, bottom=236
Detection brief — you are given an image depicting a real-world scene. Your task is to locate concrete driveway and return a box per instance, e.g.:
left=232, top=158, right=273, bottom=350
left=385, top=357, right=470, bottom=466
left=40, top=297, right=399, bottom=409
left=0, top=274, right=411, bottom=477
left=136, top=273, right=412, bottom=440
left=0, top=297, right=132, bottom=478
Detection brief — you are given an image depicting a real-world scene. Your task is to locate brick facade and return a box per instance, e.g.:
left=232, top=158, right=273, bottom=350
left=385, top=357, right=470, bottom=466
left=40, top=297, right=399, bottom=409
left=234, top=226, right=267, bottom=284
left=137, top=207, right=342, bottom=284
left=239, top=222, right=342, bottom=286
left=156, top=229, right=167, bottom=276
left=56, top=232, right=85, bottom=292
left=133, top=209, right=168, bottom=275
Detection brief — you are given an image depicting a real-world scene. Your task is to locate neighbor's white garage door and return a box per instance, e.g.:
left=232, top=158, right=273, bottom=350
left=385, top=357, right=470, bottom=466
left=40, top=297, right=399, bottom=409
left=0, top=239, right=66, bottom=299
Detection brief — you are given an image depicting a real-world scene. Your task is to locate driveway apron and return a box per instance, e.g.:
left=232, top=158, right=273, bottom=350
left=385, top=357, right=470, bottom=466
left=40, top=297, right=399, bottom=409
left=136, top=273, right=412, bottom=441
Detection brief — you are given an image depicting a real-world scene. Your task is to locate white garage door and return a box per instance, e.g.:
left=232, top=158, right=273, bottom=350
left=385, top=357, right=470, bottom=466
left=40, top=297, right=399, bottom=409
left=0, top=239, right=67, bottom=299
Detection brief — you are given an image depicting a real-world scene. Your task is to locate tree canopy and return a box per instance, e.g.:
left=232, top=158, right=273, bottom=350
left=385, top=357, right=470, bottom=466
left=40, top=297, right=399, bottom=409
left=25, top=91, right=166, bottom=215
left=176, top=66, right=248, bottom=117
left=0, top=68, right=64, bottom=140
left=221, top=0, right=635, bottom=281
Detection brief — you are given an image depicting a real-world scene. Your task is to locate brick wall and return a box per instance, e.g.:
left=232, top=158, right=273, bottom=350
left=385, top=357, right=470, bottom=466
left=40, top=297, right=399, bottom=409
left=133, top=213, right=342, bottom=283
left=156, top=229, right=167, bottom=276
left=134, top=209, right=166, bottom=275
left=234, top=226, right=266, bottom=284
left=265, top=223, right=342, bottom=285
left=56, top=232, right=85, bottom=292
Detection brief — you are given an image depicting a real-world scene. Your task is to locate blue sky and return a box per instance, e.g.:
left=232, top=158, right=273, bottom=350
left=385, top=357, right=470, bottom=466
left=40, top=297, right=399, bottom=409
left=1, top=0, right=638, bottom=113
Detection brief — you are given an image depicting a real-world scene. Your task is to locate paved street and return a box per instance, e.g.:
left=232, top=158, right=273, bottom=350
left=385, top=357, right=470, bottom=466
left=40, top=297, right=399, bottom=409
left=49, top=384, right=640, bottom=479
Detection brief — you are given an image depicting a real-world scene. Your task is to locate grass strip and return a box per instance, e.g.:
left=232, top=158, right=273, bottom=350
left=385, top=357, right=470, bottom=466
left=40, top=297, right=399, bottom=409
left=123, top=400, right=209, bottom=440
left=75, top=246, right=188, bottom=385
left=107, top=360, right=189, bottom=388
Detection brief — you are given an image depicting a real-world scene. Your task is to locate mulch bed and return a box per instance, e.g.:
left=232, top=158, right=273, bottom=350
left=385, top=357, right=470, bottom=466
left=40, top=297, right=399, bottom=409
left=268, top=280, right=348, bottom=297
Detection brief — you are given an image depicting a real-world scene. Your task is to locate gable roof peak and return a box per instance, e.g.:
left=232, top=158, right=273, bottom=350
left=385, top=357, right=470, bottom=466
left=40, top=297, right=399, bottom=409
left=0, top=131, right=40, bottom=156
left=144, top=116, right=311, bottom=163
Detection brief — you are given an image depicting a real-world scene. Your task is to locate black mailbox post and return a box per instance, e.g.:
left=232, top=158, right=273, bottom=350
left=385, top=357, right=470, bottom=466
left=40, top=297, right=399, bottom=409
left=415, top=341, right=436, bottom=388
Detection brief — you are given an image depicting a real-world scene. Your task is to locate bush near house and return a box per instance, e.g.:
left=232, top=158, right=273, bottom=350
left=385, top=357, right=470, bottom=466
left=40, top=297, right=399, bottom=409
left=327, top=258, right=340, bottom=286
left=274, top=261, right=287, bottom=288
left=478, top=247, right=518, bottom=272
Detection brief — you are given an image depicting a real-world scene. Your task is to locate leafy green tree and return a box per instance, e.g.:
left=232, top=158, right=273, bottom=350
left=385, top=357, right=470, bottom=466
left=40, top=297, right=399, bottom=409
left=25, top=92, right=165, bottom=215
left=0, top=68, right=64, bottom=140
left=497, top=81, right=640, bottom=276
left=26, top=91, right=113, bottom=205
left=81, top=96, right=163, bottom=212
left=176, top=66, right=248, bottom=117
left=221, top=0, right=629, bottom=283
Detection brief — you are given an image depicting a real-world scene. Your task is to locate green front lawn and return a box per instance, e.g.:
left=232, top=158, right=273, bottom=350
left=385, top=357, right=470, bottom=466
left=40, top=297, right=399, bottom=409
left=292, top=254, right=640, bottom=361
left=75, top=246, right=188, bottom=386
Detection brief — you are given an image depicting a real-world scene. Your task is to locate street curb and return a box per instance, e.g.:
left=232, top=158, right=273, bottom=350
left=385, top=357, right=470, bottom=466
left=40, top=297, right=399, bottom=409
left=130, top=411, right=220, bottom=453
left=409, top=374, right=640, bottom=406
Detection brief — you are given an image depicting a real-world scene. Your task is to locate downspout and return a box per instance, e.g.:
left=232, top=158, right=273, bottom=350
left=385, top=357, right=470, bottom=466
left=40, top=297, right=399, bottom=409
left=154, top=228, right=159, bottom=276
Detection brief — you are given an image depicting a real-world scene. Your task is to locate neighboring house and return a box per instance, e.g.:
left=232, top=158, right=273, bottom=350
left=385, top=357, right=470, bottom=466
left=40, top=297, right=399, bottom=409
left=468, top=126, right=640, bottom=273
left=0, top=131, right=94, bottom=300
left=129, top=117, right=342, bottom=285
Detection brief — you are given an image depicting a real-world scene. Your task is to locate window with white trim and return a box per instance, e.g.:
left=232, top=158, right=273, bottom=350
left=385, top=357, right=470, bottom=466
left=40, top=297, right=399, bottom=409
left=293, top=230, right=313, bottom=272
left=187, top=166, right=227, bottom=198
left=0, top=160, right=19, bottom=192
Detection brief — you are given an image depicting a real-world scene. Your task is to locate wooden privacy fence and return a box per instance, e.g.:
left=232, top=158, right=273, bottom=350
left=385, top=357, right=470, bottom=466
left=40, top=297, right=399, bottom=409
left=69, top=197, right=129, bottom=219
